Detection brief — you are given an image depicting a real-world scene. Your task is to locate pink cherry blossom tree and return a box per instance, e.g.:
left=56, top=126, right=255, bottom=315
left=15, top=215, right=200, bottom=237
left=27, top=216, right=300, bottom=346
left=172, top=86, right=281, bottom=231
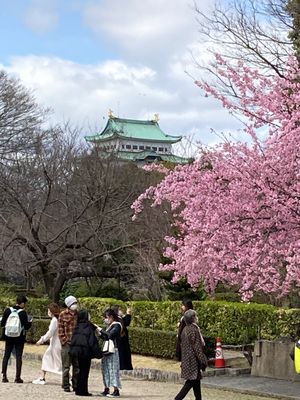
left=132, top=55, right=300, bottom=301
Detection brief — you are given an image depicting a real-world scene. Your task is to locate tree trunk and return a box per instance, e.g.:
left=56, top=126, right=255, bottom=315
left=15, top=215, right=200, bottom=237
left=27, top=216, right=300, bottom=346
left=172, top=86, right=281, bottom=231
left=52, top=274, right=67, bottom=303
left=40, top=262, right=66, bottom=302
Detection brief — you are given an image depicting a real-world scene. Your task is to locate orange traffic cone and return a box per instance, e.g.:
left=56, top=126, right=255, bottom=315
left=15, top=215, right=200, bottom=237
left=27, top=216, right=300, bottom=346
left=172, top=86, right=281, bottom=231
left=215, top=336, right=225, bottom=368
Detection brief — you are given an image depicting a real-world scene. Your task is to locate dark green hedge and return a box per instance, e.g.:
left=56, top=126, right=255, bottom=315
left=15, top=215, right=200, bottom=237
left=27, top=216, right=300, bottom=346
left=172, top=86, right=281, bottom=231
left=23, top=320, right=214, bottom=360
left=129, top=327, right=176, bottom=359
left=25, top=318, right=50, bottom=343
left=129, top=327, right=215, bottom=359
left=0, top=297, right=50, bottom=317
left=2, top=297, right=300, bottom=345
left=79, top=298, right=300, bottom=345
left=79, top=297, right=125, bottom=323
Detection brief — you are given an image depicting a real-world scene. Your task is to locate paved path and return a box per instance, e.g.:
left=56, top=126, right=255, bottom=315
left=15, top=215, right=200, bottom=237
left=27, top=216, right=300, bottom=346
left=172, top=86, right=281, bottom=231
left=204, top=375, right=300, bottom=400
left=1, top=359, right=274, bottom=400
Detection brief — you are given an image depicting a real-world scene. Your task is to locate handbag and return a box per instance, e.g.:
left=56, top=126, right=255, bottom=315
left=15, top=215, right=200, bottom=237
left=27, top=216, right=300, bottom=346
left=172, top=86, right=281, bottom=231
left=198, top=349, right=208, bottom=371
left=102, top=339, right=115, bottom=356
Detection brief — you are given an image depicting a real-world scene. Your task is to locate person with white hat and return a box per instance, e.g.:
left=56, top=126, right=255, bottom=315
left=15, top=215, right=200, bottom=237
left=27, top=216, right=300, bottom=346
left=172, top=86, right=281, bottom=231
left=58, top=295, right=79, bottom=393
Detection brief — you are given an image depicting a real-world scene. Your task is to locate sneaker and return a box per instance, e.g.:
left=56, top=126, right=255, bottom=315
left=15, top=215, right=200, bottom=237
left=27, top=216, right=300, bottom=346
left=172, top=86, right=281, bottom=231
left=107, top=390, right=120, bottom=397
left=101, top=388, right=110, bottom=396
left=32, top=378, right=46, bottom=385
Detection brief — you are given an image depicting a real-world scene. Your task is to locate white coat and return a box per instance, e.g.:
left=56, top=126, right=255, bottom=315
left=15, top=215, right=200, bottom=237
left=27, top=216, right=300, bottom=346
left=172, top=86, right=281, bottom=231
left=39, top=317, right=62, bottom=374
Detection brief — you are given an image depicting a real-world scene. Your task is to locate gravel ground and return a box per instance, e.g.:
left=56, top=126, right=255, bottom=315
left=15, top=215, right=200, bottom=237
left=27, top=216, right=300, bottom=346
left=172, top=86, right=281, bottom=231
left=0, top=359, right=272, bottom=400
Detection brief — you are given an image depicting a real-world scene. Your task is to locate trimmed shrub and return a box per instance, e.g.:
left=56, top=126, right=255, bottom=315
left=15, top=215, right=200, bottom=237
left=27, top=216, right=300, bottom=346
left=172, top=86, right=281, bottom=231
left=129, top=327, right=177, bottom=358
left=127, top=300, right=180, bottom=331
left=78, top=298, right=300, bottom=344
left=129, top=328, right=214, bottom=359
left=195, top=301, right=278, bottom=344
left=0, top=297, right=51, bottom=317
left=23, top=320, right=214, bottom=360
left=79, top=297, right=126, bottom=324
left=2, top=297, right=300, bottom=346
left=26, top=318, right=50, bottom=343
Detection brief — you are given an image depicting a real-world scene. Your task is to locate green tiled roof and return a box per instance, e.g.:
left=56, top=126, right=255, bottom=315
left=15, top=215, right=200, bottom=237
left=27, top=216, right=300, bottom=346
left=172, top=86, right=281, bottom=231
left=97, top=150, right=191, bottom=164
left=85, top=117, right=182, bottom=143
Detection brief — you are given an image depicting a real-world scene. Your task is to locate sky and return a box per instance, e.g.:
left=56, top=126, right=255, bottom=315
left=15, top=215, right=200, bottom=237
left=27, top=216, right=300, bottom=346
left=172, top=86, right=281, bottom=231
left=0, top=0, right=243, bottom=147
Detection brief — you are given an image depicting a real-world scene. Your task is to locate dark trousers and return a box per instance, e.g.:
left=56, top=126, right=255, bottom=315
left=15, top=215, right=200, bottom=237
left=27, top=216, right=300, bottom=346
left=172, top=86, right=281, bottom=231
left=76, top=357, right=91, bottom=395
left=175, top=379, right=202, bottom=400
left=2, top=341, right=25, bottom=379
left=61, top=344, right=79, bottom=390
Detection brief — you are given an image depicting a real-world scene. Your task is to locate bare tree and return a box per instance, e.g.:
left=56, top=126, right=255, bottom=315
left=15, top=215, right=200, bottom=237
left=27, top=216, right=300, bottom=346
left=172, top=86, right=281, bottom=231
left=0, top=72, right=172, bottom=301
left=194, top=0, right=297, bottom=91
left=0, top=128, right=169, bottom=301
left=0, top=70, right=48, bottom=163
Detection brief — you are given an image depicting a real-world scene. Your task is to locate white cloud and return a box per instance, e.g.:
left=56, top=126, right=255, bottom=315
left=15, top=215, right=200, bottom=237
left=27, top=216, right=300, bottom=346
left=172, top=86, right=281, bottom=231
left=1, top=0, right=244, bottom=150
left=1, top=55, right=241, bottom=147
left=82, top=0, right=210, bottom=65
left=24, top=0, right=59, bottom=34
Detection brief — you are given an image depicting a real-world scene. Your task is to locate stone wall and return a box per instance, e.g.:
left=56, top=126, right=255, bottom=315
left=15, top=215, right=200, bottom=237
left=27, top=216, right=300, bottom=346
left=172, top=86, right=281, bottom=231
left=251, top=339, right=300, bottom=381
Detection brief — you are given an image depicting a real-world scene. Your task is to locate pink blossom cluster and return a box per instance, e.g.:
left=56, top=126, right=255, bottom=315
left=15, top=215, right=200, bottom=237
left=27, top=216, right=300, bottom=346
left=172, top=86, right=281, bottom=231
left=132, top=55, right=300, bottom=301
left=142, top=163, right=170, bottom=175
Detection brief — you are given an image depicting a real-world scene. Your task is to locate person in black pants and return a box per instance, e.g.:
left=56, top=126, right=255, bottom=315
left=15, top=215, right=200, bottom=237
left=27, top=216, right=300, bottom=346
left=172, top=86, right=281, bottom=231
left=112, top=305, right=133, bottom=371
left=70, top=309, right=102, bottom=396
left=1, top=295, right=32, bottom=383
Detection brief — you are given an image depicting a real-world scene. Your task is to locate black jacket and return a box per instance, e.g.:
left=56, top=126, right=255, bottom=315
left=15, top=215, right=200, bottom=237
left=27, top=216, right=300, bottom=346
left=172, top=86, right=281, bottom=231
left=70, top=321, right=102, bottom=359
left=1, top=305, right=32, bottom=343
left=100, top=321, right=122, bottom=349
left=118, top=314, right=133, bottom=370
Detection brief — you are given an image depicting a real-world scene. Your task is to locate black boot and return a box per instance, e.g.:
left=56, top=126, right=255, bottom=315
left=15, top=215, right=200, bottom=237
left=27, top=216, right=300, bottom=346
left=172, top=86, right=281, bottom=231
left=15, top=358, right=23, bottom=383
left=2, top=374, right=9, bottom=383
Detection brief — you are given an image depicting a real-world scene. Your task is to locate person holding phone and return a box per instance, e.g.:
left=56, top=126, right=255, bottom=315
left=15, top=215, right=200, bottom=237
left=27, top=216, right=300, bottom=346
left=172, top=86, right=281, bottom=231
left=111, top=305, right=133, bottom=371
left=97, top=308, right=123, bottom=397
left=1, top=295, right=32, bottom=383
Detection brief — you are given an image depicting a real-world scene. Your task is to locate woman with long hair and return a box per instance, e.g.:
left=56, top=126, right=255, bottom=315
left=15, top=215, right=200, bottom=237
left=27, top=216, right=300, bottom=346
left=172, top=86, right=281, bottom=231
left=111, top=305, right=133, bottom=371
left=98, top=308, right=123, bottom=397
left=32, top=303, right=62, bottom=384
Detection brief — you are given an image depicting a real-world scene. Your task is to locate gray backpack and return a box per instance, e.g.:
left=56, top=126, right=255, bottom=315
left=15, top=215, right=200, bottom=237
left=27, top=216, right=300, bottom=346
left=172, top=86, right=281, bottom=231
left=5, top=308, right=23, bottom=337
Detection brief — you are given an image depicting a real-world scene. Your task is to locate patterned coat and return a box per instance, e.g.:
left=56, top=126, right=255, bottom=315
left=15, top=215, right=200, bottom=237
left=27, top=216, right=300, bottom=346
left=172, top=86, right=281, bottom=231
left=180, top=324, right=206, bottom=381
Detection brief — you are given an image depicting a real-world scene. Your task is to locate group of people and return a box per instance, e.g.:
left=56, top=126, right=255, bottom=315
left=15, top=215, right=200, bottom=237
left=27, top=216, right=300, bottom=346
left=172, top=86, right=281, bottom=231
left=1, top=295, right=133, bottom=397
left=1, top=296, right=207, bottom=400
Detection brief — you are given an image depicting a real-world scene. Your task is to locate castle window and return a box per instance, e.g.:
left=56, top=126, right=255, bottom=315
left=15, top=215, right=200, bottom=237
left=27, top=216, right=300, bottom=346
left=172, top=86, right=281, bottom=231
left=126, top=144, right=131, bottom=149
left=152, top=146, right=157, bottom=151
left=133, top=145, right=138, bottom=150
left=146, top=146, right=151, bottom=150
left=159, top=147, right=163, bottom=152
left=122, top=144, right=125, bottom=149
left=139, top=145, right=144, bottom=150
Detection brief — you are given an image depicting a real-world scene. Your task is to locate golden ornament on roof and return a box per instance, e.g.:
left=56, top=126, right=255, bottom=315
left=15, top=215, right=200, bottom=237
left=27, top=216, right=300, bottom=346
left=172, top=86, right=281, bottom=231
left=108, top=109, right=115, bottom=118
left=153, top=113, right=160, bottom=122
